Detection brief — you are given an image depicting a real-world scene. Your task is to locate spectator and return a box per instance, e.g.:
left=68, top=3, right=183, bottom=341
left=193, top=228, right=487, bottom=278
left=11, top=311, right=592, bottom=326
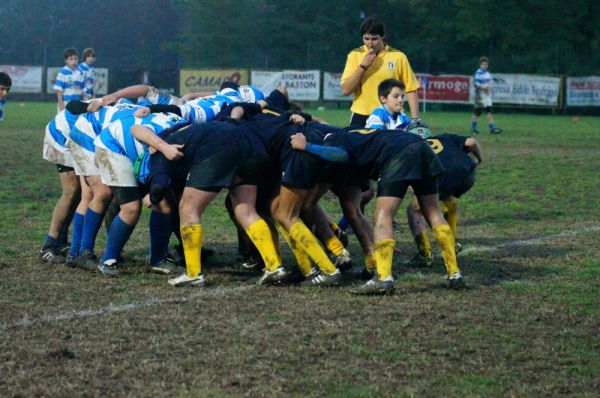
left=78, top=48, right=97, bottom=99
left=53, top=47, right=86, bottom=111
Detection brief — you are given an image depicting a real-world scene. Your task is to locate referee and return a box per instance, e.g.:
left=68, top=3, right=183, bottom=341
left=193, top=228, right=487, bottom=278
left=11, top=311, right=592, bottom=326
left=341, top=17, right=421, bottom=127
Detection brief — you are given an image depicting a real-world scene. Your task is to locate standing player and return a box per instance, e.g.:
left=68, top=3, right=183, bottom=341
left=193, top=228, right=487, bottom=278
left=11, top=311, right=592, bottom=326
left=341, top=17, right=421, bottom=127
left=0, top=72, right=11, bottom=122
left=78, top=48, right=97, bottom=99
left=471, top=56, right=502, bottom=135
left=54, top=48, right=86, bottom=111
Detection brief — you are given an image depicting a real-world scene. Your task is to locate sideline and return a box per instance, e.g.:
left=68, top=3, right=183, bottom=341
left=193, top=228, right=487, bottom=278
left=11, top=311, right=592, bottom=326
left=3, top=224, right=599, bottom=331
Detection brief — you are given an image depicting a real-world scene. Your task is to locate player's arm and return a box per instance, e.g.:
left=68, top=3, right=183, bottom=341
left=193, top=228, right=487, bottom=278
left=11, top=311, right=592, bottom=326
left=340, top=51, right=376, bottom=96
left=464, top=137, right=483, bottom=164
left=290, top=133, right=348, bottom=162
left=101, top=84, right=150, bottom=106
left=55, top=91, right=65, bottom=111
left=130, top=125, right=184, bottom=161
left=178, top=91, right=213, bottom=104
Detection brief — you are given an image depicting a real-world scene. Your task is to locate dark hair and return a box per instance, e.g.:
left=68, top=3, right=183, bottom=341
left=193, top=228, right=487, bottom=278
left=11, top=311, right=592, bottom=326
left=220, top=81, right=240, bottom=91
left=0, top=72, right=12, bottom=88
left=479, top=56, right=489, bottom=64
left=82, top=48, right=96, bottom=59
left=63, top=47, right=78, bottom=59
left=360, top=17, right=386, bottom=37
left=378, top=79, right=405, bottom=99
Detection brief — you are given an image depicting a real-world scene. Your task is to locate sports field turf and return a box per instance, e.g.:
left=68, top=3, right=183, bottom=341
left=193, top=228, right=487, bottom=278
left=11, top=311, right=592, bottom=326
left=1, top=102, right=599, bottom=397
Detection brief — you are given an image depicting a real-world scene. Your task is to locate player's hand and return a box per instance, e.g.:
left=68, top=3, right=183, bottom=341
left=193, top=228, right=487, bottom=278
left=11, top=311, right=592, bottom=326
left=101, top=94, right=118, bottom=106
left=290, top=133, right=307, bottom=150
left=361, top=48, right=377, bottom=69
left=289, top=114, right=305, bottom=125
left=142, top=194, right=152, bottom=208
left=162, top=143, right=184, bottom=161
left=134, top=107, right=151, bottom=118
left=258, top=100, right=268, bottom=109
left=87, top=100, right=102, bottom=112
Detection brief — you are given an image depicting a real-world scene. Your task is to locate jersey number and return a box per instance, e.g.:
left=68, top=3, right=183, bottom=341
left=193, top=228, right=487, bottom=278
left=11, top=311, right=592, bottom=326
left=427, top=138, right=444, bottom=154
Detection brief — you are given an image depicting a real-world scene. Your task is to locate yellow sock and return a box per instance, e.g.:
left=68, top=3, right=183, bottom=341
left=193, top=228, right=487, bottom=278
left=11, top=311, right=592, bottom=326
left=415, top=232, right=432, bottom=256
left=432, top=224, right=459, bottom=276
left=365, top=253, right=376, bottom=272
left=443, top=199, right=458, bottom=236
left=289, top=221, right=337, bottom=275
left=329, top=222, right=340, bottom=233
left=325, top=235, right=344, bottom=256
left=245, top=219, right=281, bottom=272
left=276, top=223, right=312, bottom=276
left=181, top=224, right=203, bottom=278
left=374, top=239, right=395, bottom=280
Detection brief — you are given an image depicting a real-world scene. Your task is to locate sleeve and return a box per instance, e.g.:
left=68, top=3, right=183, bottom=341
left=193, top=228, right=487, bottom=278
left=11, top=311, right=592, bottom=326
left=365, top=110, right=385, bottom=129
left=304, top=143, right=349, bottom=163
left=340, top=51, right=359, bottom=84
left=53, top=71, right=66, bottom=91
left=147, top=104, right=182, bottom=116
left=397, top=54, right=420, bottom=92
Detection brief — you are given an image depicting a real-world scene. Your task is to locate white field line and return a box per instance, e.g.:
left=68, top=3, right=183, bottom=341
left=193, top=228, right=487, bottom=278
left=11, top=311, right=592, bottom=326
left=0, top=285, right=253, bottom=331
left=2, top=224, right=599, bottom=331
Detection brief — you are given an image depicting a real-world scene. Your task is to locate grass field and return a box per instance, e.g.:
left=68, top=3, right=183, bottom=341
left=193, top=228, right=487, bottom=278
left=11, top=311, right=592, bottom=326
left=1, top=102, right=599, bottom=397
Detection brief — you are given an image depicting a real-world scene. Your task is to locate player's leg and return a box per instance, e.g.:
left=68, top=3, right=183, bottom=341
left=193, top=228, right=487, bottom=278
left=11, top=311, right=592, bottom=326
left=486, top=107, right=502, bottom=134
left=66, top=176, right=93, bottom=265
left=471, top=107, right=481, bottom=134
left=405, top=195, right=433, bottom=267
left=40, top=167, right=80, bottom=264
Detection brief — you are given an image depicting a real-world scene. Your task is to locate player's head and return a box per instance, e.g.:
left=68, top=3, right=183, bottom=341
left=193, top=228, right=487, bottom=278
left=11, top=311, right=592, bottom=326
left=238, top=85, right=265, bottom=103
left=63, top=47, right=79, bottom=68
left=407, top=124, right=432, bottom=138
left=220, top=81, right=240, bottom=91
left=82, top=48, right=96, bottom=65
left=479, top=56, right=489, bottom=70
left=360, top=17, right=386, bottom=53
left=378, top=79, right=405, bottom=114
left=0, top=72, right=12, bottom=100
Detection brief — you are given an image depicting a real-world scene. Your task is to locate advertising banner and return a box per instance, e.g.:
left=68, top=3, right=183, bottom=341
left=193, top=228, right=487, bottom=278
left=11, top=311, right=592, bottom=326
left=491, top=74, right=561, bottom=106
left=180, top=69, right=248, bottom=95
left=566, top=76, right=600, bottom=107
left=323, top=72, right=351, bottom=101
left=416, top=74, right=472, bottom=103
left=0, top=65, right=43, bottom=93
left=251, top=70, right=321, bottom=101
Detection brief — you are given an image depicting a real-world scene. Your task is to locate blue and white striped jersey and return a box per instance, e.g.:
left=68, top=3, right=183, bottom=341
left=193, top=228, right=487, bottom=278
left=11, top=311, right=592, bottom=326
left=97, top=112, right=186, bottom=162
left=139, top=86, right=179, bottom=106
left=0, top=99, right=5, bottom=121
left=70, top=100, right=140, bottom=153
left=365, top=105, right=411, bottom=130
left=238, top=85, right=265, bottom=103
left=474, top=68, right=492, bottom=93
left=45, top=109, right=80, bottom=150
left=178, top=93, right=237, bottom=123
left=78, top=62, right=96, bottom=98
left=53, top=66, right=85, bottom=102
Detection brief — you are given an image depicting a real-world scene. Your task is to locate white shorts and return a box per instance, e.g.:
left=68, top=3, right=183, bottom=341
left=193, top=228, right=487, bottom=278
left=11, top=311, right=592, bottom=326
left=474, top=93, right=493, bottom=108
left=67, top=140, right=99, bottom=176
left=94, top=145, right=137, bottom=187
left=43, top=136, right=73, bottom=167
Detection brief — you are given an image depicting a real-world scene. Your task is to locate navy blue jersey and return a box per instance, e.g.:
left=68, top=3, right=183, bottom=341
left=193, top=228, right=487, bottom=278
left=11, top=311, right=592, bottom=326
left=428, top=133, right=477, bottom=197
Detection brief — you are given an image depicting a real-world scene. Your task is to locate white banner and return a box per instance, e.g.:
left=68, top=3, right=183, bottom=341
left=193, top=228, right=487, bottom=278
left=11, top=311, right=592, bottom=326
left=566, top=76, right=600, bottom=107
left=47, top=67, right=109, bottom=96
left=251, top=70, right=320, bottom=101
left=492, top=74, right=561, bottom=106
left=323, top=72, right=351, bottom=101
left=0, top=65, right=43, bottom=93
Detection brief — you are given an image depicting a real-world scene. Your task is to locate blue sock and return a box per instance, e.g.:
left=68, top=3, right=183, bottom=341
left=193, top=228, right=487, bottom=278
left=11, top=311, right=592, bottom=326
left=79, top=208, right=104, bottom=255
left=150, top=211, right=171, bottom=265
left=488, top=123, right=495, bottom=131
left=471, top=121, right=478, bottom=131
left=338, top=216, right=349, bottom=231
left=44, top=235, right=60, bottom=249
left=101, top=215, right=136, bottom=262
left=69, top=212, right=85, bottom=256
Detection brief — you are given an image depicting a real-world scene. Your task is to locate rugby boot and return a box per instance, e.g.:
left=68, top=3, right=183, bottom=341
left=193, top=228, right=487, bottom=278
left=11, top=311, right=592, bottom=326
left=448, top=272, right=466, bottom=290
left=351, top=276, right=395, bottom=295
left=404, top=252, right=433, bottom=267
left=38, top=246, right=65, bottom=264
left=168, top=273, right=206, bottom=287
left=257, top=266, right=290, bottom=286
left=301, top=269, right=342, bottom=287
left=97, top=259, right=122, bottom=277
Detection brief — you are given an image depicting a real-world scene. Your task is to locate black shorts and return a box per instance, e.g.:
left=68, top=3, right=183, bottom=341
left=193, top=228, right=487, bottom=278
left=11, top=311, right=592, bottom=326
left=56, top=164, right=75, bottom=173
left=349, top=113, right=368, bottom=127
left=473, top=106, right=493, bottom=116
left=265, top=89, right=289, bottom=112
left=237, top=152, right=274, bottom=186
left=280, top=151, right=319, bottom=190
left=438, top=168, right=476, bottom=201
left=186, top=137, right=251, bottom=192
left=377, top=177, right=438, bottom=198
left=111, top=185, right=147, bottom=205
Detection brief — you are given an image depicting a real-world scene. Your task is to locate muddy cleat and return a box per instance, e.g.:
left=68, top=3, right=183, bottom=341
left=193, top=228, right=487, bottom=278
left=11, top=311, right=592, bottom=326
left=149, top=259, right=185, bottom=275
left=97, top=259, right=122, bottom=277
left=332, top=249, right=352, bottom=271
left=64, top=255, right=79, bottom=269
left=168, top=273, right=206, bottom=287
left=38, top=246, right=66, bottom=264
left=301, top=269, right=342, bottom=287
left=351, top=277, right=395, bottom=295
left=257, top=266, right=289, bottom=286
left=490, top=127, right=503, bottom=134
left=77, top=249, right=99, bottom=272
left=240, top=255, right=264, bottom=272
left=404, top=252, right=433, bottom=267
left=455, top=240, right=463, bottom=254
left=448, top=272, right=465, bottom=290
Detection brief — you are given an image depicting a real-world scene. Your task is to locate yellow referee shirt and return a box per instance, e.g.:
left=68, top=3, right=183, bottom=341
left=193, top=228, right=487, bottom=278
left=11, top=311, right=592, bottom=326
left=341, top=45, right=420, bottom=115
